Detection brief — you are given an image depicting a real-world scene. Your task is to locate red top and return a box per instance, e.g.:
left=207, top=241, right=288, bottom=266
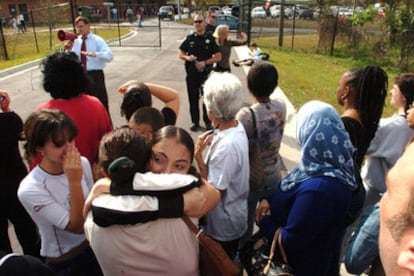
left=32, top=94, right=113, bottom=169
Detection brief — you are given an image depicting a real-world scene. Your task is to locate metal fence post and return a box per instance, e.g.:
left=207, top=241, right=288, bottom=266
left=0, top=23, right=8, bottom=60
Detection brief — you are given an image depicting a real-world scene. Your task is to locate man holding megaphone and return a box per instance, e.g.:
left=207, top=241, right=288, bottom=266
left=58, top=30, right=78, bottom=42
left=67, top=16, right=113, bottom=115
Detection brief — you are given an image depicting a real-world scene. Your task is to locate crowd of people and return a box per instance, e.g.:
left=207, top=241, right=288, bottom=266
left=2, top=11, right=414, bottom=276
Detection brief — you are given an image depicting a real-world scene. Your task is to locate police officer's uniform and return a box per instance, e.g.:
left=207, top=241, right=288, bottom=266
left=179, top=32, right=220, bottom=129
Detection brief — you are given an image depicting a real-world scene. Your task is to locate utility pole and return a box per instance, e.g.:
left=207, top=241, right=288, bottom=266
left=0, top=23, right=8, bottom=60
left=278, top=0, right=285, bottom=47
left=177, top=0, right=181, bottom=21
left=69, top=0, right=76, bottom=32
left=48, top=0, right=52, bottom=49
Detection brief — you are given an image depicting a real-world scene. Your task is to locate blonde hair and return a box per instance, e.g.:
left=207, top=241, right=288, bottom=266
left=213, top=24, right=229, bottom=46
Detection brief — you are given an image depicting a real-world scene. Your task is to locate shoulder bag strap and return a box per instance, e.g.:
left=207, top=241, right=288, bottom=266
left=249, top=107, right=258, bottom=139
left=182, top=216, right=201, bottom=235
left=263, top=227, right=289, bottom=274
left=181, top=216, right=209, bottom=242
left=278, top=227, right=289, bottom=264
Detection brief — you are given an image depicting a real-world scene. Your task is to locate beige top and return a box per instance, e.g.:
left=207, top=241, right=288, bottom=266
left=85, top=214, right=199, bottom=275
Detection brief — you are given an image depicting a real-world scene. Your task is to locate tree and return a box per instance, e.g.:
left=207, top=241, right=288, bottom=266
left=381, top=0, right=414, bottom=71
left=396, top=8, right=414, bottom=70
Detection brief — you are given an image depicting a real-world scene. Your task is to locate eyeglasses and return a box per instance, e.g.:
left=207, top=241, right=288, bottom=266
left=194, top=20, right=203, bottom=24
left=211, top=16, right=217, bottom=18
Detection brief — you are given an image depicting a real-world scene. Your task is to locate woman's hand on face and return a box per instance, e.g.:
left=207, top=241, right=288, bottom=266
left=183, top=187, right=206, bottom=218
left=255, top=199, right=270, bottom=224
left=83, top=178, right=111, bottom=218
left=64, top=143, right=83, bottom=185
left=0, top=91, right=11, bottom=112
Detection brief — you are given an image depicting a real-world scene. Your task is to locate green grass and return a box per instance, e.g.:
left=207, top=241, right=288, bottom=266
left=0, top=27, right=129, bottom=70
left=255, top=34, right=398, bottom=117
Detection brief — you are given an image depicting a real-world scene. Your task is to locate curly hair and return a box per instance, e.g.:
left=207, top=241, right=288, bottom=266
left=41, top=51, right=89, bottom=99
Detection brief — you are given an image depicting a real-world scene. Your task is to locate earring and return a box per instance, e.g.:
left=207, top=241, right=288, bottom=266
left=341, top=94, right=346, bottom=101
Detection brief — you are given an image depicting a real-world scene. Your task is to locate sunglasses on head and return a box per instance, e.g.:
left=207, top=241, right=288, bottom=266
left=194, top=20, right=203, bottom=23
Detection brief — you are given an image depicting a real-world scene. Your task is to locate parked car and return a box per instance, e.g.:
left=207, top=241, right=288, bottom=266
left=182, top=7, right=190, bottom=14
left=270, top=5, right=291, bottom=18
left=222, top=7, right=232, bottom=15
left=312, top=7, right=321, bottom=19
left=215, top=14, right=239, bottom=30
left=338, top=7, right=353, bottom=18
left=208, top=6, right=222, bottom=14
left=298, top=7, right=314, bottom=19
left=231, top=5, right=240, bottom=17
left=251, top=7, right=267, bottom=18
left=158, top=6, right=175, bottom=20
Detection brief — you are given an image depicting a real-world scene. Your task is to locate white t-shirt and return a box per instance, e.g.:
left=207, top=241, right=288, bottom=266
left=204, top=123, right=250, bottom=241
left=252, top=47, right=262, bottom=60
left=18, top=157, right=93, bottom=257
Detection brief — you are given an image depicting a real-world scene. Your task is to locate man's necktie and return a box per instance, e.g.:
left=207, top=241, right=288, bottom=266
left=81, top=36, right=87, bottom=71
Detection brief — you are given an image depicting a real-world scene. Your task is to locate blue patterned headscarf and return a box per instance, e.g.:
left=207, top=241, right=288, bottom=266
left=280, top=100, right=357, bottom=192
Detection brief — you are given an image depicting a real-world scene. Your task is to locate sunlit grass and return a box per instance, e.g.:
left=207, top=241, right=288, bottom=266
left=0, top=27, right=129, bottom=70
left=256, top=34, right=397, bottom=117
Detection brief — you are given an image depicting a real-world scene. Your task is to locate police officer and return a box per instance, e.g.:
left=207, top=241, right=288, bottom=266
left=179, top=13, right=222, bottom=132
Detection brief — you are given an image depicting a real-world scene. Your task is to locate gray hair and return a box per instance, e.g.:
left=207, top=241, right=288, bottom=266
left=203, top=72, right=243, bottom=122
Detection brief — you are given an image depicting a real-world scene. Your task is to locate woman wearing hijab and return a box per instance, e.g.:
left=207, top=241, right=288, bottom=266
left=256, top=100, right=357, bottom=276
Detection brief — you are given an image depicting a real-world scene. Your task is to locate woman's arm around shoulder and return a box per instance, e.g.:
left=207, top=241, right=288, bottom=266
left=184, top=178, right=220, bottom=218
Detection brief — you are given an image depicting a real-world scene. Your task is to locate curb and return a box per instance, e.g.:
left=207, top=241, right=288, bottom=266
left=0, top=59, right=42, bottom=79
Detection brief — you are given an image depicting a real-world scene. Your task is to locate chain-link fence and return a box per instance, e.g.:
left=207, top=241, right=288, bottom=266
left=0, top=1, right=164, bottom=62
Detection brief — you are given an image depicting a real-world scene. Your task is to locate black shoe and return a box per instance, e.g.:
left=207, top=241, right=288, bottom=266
left=232, top=60, right=240, bottom=67
left=205, top=123, right=213, bottom=130
left=190, top=124, right=202, bottom=132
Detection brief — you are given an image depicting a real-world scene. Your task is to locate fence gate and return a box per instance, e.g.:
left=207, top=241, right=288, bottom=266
left=86, top=2, right=162, bottom=48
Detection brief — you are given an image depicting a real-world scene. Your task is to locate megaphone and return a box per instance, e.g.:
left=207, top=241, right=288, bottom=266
left=57, top=30, right=78, bottom=41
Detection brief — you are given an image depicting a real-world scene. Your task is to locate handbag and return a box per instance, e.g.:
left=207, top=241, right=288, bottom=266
left=249, top=107, right=265, bottom=191
left=181, top=216, right=240, bottom=276
left=239, top=228, right=294, bottom=276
